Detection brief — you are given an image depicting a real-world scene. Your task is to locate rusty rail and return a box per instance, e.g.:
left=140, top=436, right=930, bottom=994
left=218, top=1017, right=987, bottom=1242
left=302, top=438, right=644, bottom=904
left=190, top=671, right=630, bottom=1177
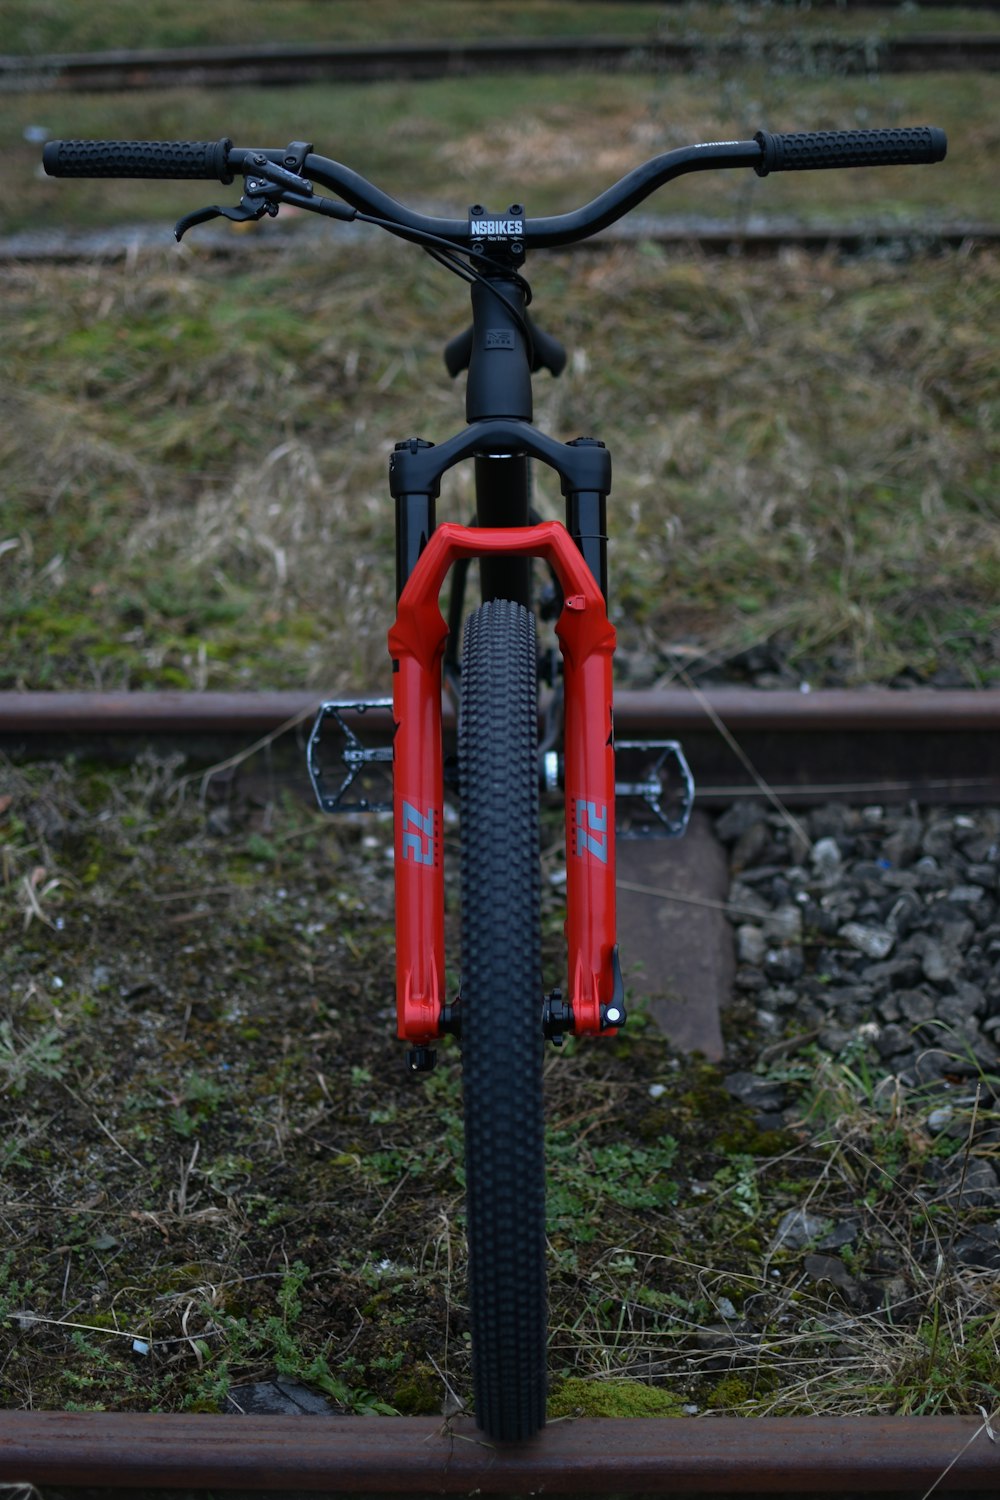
left=2, top=33, right=998, bottom=93
left=3, top=220, right=995, bottom=264
left=3, top=687, right=998, bottom=803
left=1, top=1411, right=998, bottom=1491
left=2, top=686, right=998, bottom=734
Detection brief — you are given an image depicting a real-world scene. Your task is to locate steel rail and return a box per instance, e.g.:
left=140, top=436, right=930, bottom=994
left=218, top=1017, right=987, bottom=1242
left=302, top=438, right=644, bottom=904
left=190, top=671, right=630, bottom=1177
left=2, top=32, right=998, bottom=93
left=2, top=686, right=997, bottom=734
left=2, top=219, right=995, bottom=263
left=3, top=687, right=999, bottom=804
left=1, top=1411, right=998, bottom=1491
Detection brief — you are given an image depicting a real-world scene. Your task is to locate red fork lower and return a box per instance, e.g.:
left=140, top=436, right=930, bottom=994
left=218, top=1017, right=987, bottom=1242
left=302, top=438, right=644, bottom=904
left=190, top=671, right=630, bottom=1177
left=387, top=521, right=617, bottom=1044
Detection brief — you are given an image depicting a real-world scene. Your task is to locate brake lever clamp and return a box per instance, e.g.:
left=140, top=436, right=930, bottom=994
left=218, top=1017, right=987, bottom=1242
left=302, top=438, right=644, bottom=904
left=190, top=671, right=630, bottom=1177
left=174, top=140, right=318, bottom=242
left=244, top=146, right=314, bottom=196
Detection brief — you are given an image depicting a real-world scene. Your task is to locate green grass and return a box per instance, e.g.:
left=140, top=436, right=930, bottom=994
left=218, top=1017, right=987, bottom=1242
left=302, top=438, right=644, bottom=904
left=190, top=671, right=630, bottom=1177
left=3, top=240, right=997, bottom=694
left=4, top=1, right=997, bottom=54
left=7, top=66, right=991, bottom=238
left=4, top=0, right=664, bottom=54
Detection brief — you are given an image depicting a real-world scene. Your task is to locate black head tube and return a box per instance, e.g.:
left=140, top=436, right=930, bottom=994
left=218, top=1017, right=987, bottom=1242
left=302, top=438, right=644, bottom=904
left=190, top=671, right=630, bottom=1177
left=465, top=278, right=533, bottom=424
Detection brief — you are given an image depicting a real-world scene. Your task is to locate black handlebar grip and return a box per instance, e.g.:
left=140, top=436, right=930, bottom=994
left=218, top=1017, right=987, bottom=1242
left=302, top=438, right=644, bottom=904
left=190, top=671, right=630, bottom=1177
left=754, top=126, right=947, bottom=176
left=42, top=138, right=234, bottom=183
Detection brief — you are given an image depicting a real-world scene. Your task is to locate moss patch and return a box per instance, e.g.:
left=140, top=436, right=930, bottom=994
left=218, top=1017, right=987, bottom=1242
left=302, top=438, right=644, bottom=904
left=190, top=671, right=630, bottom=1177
left=548, top=1376, right=685, bottom=1419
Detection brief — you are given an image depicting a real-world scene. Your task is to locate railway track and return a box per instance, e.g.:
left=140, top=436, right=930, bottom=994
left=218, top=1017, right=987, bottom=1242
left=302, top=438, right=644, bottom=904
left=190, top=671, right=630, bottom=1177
left=1, top=1409, right=998, bottom=1492
left=3, top=696, right=998, bottom=1489
left=2, top=217, right=995, bottom=263
left=2, top=31, right=998, bottom=93
left=3, top=687, right=999, bottom=805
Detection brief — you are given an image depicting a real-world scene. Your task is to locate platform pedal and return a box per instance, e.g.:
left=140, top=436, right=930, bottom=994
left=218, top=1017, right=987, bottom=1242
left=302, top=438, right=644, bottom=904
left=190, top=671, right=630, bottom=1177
left=307, top=699, right=395, bottom=814
left=614, top=739, right=694, bottom=839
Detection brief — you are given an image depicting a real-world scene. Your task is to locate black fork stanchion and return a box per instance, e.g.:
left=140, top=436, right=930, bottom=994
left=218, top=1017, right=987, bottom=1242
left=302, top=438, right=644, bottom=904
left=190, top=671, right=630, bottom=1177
left=564, top=440, right=610, bottom=604
left=392, top=444, right=436, bottom=600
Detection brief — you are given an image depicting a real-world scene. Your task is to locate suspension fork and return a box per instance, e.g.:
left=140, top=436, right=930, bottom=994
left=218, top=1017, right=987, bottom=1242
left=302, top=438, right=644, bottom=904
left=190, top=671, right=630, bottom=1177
left=388, top=520, right=617, bottom=1049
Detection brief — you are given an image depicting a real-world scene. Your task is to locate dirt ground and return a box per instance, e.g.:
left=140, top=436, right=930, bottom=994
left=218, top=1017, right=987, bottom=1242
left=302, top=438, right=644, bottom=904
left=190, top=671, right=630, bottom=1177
left=3, top=745, right=999, bottom=1427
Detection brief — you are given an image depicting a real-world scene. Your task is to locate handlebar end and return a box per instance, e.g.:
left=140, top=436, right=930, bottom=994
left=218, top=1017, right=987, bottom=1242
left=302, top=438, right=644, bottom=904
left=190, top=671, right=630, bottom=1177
left=754, top=125, right=947, bottom=176
left=42, top=137, right=234, bottom=182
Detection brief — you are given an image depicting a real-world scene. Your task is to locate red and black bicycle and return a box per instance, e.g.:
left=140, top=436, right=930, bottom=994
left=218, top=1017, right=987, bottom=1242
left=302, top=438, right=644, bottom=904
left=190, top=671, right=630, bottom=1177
left=45, top=123, right=946, bottom=1441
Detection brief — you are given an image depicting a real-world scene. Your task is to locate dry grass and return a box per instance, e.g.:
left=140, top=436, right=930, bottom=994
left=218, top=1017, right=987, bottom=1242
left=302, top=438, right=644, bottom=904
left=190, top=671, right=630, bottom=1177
left=546, top=1057, right=1000, bottom=1421
left=4, top=238, right=995, bottom=694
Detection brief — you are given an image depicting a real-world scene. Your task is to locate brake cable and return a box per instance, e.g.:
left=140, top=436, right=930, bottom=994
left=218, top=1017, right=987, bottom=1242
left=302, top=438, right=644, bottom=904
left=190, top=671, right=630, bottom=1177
left=354, top=210, right=535, bottom=348
left=175, top=154, right=537, bottom=352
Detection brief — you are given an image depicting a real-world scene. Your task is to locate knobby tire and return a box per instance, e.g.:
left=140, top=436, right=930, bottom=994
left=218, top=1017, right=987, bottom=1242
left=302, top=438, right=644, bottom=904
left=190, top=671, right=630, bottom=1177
left=458, top=598, right=547, bottom=1442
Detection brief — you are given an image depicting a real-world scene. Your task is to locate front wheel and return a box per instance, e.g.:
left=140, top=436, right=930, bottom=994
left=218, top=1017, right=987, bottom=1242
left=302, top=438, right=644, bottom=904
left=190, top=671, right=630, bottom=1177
left=458, top=598, right=547, bottom=1442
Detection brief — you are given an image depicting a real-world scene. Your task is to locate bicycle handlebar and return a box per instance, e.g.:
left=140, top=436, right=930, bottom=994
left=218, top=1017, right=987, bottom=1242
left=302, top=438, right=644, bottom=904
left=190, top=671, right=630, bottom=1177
left=42, top=127, right=947, bottom=248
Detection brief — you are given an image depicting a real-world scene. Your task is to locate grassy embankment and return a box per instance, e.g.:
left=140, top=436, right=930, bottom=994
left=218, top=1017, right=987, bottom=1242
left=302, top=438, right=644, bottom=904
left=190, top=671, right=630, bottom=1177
left=4, top=12, right=995, bottom=689
left=6, top=1, right=999, bottom=52
left=3, top=232, right=997, bottom=693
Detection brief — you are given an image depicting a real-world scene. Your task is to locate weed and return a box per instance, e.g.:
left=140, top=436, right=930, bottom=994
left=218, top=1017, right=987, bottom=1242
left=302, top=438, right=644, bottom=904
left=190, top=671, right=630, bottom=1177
left=0, top=1019, right=66, bottom=1096
left=203, top=1261, right=400, bottom=1416
left=546, top=1129, right=679, bottom=1241
left=711, top=1156, right=761, bottom=1221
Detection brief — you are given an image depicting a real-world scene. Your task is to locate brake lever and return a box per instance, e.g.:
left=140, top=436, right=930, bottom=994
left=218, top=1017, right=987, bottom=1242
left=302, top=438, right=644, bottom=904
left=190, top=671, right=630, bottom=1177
left=174, top=142, right=354, bottom=241
left=174, top=178, right=281, bottom=241
left=173, top=149, right=316, bottom=240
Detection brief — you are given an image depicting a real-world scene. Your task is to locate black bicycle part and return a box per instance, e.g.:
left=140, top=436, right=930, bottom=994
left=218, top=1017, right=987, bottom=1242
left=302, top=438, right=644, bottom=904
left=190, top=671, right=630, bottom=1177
left=444, top=315, right=566, bottom=381
left=754, top=125, right=947, bottom=175
left=475, top=455, right=532, bottom=609
left=614, top=739, right=696, bottom=839
left=542, top=990, right=574, bottom=1046
left=307, top=699, right=394, bottom=815
left=458, top=599, right=547, bottom=1443
left=42, top=137, right=235, bottom=181
left=43, top=131, right=947, bottom=256
left=465, top=276, right=533, bottom=424
left=391, top=438, right=436, bottom=601
left=252, top=138, right=764, bottom=246
left=391, top=420, right=611, bottom=623
left=173, top=143, right=319, bottom=238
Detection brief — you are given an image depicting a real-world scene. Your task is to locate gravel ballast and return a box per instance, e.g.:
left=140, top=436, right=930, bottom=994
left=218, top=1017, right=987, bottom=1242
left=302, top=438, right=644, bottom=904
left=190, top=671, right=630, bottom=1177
left=717, top=801, right=1000, bottom=1251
